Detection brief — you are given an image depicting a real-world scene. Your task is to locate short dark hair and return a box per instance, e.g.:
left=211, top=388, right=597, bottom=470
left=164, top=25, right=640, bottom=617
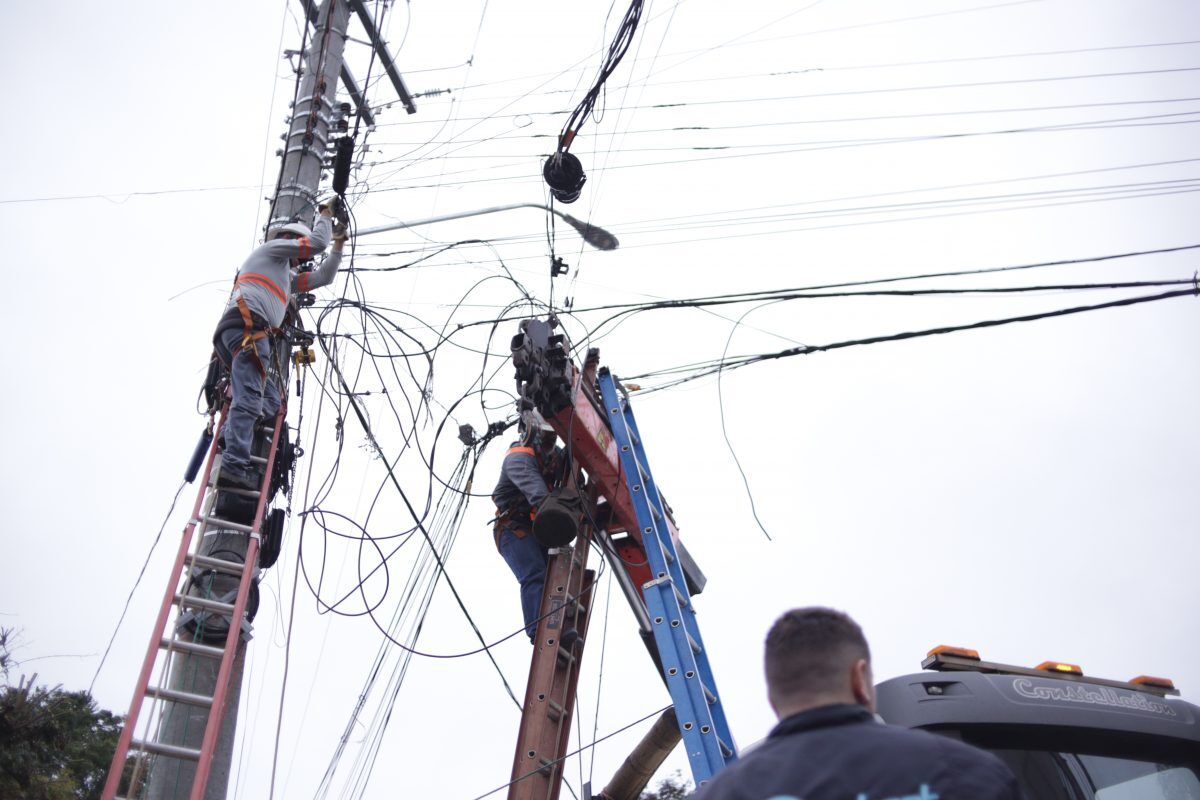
left=764, top=607, right=871, bottom=704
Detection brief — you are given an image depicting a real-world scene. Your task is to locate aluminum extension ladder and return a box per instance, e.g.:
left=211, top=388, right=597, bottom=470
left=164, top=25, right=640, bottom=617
left=101, top=404, right=285, bottom=800
left=597, top=368, right=736, bottom=786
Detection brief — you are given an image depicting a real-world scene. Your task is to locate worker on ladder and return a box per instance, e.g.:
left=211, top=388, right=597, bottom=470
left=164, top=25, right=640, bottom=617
left=492, top=410, right=568, bottom=642
left=211, top=201, right=347, bottom=491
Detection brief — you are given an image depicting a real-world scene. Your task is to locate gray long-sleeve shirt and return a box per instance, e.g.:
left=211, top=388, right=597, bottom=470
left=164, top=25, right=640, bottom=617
left=492, top=444, right=562, bottom=515
left=228, top=215, right=340, bottom=328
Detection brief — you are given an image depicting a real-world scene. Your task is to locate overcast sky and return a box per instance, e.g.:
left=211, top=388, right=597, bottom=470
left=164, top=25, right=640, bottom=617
left=2, top=0, right=1198, bottom=797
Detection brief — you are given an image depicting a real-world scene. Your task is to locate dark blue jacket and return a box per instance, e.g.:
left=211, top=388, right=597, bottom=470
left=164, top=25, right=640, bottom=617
left=692, top=704, right=1023, bottom=800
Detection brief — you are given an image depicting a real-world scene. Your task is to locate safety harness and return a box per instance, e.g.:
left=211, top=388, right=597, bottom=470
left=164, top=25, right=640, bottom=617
left=212, top=272, right=292, bottom=380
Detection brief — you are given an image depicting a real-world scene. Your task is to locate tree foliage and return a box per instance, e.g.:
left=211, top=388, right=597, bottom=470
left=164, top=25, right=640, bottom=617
left=641, top=771, right=693, bottom=799
left=0, top=628, right=124, bottom=800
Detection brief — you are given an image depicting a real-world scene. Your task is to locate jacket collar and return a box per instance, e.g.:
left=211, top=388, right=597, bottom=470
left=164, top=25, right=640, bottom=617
left=769, top=703, right=874, bottom=739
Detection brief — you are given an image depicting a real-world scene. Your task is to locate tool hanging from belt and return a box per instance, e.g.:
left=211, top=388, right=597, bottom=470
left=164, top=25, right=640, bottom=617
left=493, top=505, right=535, bottom=549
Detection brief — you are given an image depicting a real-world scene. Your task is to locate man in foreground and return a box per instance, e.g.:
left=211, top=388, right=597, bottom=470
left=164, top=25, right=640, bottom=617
left=694, top=607, right=1024, bottom=800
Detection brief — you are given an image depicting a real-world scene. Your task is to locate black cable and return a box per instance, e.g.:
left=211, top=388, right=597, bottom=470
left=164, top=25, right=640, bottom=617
left=89, top=480, right=188, bottom=694
left=450, top=242, right=1200, bottom=334
left=627, top=288, right=1198, bottom=392
left=556, top=0, right=645, bottom=155
left=467, top=704, right=673, bottom=800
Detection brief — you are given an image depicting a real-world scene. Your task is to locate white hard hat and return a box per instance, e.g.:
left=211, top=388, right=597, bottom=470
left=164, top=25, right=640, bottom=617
left=268, top=221, right=313, bottom=240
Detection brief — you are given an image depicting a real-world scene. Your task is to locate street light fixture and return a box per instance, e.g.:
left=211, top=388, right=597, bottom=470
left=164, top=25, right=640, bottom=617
left=354, top=203, right=619, bottom=250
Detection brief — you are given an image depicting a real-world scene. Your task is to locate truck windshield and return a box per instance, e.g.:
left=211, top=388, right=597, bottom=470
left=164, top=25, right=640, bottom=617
left=988, top=748, right=1200, bottom=800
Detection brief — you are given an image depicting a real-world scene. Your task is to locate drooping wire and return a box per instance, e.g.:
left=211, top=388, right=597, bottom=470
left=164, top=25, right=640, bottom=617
left=89, top=480, right=188, bottom=694
left=555, top=0, right=647, bottom=156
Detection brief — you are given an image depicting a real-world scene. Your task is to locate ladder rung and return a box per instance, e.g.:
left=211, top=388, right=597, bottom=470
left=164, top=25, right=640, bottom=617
left=687, top=633, right=701, bottom=655
left=572, top=599, right=588, bottom=617
left=249, top=455, right=268, bottom=465
left=702, top=683, right=717, bottom=706
left=537, top=757, right=556, bottom=776
left=672, top=583, right=689, bottom=609
left=201, top=515, right=255, bottom=534
left=130, top=738, right=201, bottom=761
left=220, top=486, right=262, bottom=499
left=145, top=685, right=213, bottom=709
left=663, top=548, right=675, bottom=564
left=547, top=700, right=566, bottom=722
left=718, top=736, right=733, bottom=758
left=556, top=645, right=576, bottom=666
left=187, top=553, right=246, bottom=576
left=175, top=594, right=236, bottom=615
left=160, top=637, right=225, bottom=659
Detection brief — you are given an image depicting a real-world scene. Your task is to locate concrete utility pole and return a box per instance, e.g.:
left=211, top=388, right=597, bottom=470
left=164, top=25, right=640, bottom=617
left=144, top=3, right=351, bottom=798
left=271, top=0, right=352, bottom=228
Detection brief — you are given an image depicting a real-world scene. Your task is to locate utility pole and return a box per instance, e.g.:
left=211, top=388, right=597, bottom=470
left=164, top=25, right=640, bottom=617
left=140, top=3, right=351, bottom=798
left=271, top=0, right=352, bottom=227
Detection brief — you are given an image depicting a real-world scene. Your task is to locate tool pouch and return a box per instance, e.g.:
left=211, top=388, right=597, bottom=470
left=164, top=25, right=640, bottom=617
left=533, top=488, right=584, bottom=547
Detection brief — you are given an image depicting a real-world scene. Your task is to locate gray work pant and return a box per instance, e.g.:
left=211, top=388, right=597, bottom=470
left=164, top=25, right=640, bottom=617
left=215, top=327, right=285, bottom=480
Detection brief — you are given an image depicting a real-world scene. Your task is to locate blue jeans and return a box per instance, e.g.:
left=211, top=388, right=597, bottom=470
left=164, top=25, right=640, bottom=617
left=215, top=327, right=283, bottom=480
left=497, top=526, right=548, bottom=640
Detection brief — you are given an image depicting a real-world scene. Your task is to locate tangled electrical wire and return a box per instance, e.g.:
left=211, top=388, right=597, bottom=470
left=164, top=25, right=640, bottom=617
left=271, top=220, right=1198, bottom=800
left=544, top=0, right=648, bottom=203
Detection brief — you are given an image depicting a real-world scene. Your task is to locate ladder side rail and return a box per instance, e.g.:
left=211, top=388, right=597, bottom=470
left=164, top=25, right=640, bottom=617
left=595, top=373, right=677, bottom=585
left=101, top=421, right=223, bottom=800
left=509, top=530, right=595, bottom=800
left=542, top=360, right=683, bottom=551
left=642, top=581, right=728, bottom=780
left=597, top=372, right=736, bottom=782
left=543, top=556, right=597, bottom=800
left=604, top=438, right=723, bottom=779
left=617, top=402, right=736, bottom=753
left=618, top=399, right=686, bottom=550
left=188, top=405, right=284, bottom=800
left=548, top=368, right=638, bottom=538
left=612, top=407, right=685, bottom=594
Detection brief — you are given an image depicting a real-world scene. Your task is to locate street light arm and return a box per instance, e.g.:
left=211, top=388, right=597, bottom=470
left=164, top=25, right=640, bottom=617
left=355, top=203, right=619, bottom=250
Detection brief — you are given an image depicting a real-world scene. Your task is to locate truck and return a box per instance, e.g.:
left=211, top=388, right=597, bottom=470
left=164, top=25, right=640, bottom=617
left=875, top=646, right=1200, bottom=799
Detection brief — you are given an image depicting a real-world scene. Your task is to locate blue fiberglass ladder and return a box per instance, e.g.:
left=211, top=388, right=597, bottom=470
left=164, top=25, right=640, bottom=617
left=597, top=368, right=737, bottom=785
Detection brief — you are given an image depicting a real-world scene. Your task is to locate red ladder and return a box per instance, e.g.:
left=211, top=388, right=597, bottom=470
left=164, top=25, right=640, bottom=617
left=508, top=526, right=597, bottom=800
left=102, top=404, right=285, bottom=800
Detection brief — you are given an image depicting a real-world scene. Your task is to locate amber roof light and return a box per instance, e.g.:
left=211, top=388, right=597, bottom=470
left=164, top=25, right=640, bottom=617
left=927, top=645, right=981, bottom=660
left=1035, top=661, right=1083, bottom=676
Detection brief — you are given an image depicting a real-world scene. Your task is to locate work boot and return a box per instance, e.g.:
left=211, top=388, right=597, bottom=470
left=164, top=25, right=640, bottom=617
left=559, top=629, right=582, bottom=650
left=218, top=468, right=258, bottom=492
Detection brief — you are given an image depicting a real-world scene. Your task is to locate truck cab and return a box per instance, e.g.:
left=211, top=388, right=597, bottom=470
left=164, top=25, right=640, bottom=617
left=875, top=647, right=1200, bottom=799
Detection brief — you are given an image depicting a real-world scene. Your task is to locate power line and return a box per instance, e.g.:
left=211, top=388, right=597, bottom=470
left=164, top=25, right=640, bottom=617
left=626, top=288, right=1198, bottom=392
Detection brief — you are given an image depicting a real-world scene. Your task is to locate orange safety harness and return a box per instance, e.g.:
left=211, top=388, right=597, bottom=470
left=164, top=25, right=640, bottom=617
left=231, top=274, right=288, bottom=377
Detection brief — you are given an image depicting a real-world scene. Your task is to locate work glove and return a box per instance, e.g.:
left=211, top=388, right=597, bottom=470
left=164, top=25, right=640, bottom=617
left=332, top=221, right=349, bottom=241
